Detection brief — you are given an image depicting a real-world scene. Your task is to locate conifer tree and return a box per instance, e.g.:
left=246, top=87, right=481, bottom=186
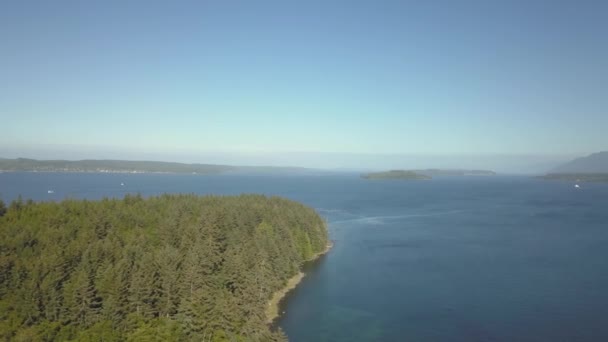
left=0, top=194, right=328, bottom=341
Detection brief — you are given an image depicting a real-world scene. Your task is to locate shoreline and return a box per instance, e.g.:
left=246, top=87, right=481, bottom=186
left=266, top=241, right=334, bottom=324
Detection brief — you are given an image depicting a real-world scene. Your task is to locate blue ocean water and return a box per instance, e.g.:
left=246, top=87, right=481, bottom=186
left=1, top=172, right=608, bottom=341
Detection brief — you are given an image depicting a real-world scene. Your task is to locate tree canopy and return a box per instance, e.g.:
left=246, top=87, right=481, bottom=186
left=0, top=194, right=328, bottom=341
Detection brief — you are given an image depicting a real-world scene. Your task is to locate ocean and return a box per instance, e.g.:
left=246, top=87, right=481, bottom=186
left=1, top=172, right=607, bottom=341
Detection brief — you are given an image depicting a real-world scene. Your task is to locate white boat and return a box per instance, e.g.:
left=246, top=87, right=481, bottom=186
left=47, top=190, right=54, bottom=194
left=120, top=182, right=125, bottom=186
left=574, top=184, right=580, bottom=188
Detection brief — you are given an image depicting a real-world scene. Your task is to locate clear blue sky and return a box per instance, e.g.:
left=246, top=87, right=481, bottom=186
left=1, top=1, right=607, bottom=170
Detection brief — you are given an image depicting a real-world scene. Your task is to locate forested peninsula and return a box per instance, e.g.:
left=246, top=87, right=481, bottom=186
left=0, top=194, right=328, bottom=341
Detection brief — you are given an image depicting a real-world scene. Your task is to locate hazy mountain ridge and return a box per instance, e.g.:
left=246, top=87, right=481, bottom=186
left=539, top=152, right=608, bottom=183
left=551, top=152, right=608, bottom=173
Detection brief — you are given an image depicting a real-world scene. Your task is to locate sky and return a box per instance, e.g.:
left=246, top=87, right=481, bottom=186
left=1, top=0, right=607, bottom=171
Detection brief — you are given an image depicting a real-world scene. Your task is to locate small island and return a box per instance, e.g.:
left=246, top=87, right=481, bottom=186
left=415, top=169, right=496, bottom=176
left=361, top=170, right=432, bottom=180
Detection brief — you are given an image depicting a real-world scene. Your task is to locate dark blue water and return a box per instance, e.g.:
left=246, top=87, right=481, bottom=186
left=2, top=173, right=608, bottom=341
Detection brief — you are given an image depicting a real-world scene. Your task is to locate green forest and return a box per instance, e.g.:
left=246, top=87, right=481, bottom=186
left=0, top=194, right=328, bottom=341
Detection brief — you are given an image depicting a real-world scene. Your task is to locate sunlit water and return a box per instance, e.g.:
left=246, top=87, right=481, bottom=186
left=2, top=173, right=608, bottom=341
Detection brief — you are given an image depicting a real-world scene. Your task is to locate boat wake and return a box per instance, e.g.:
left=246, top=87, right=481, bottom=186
left=330, top=210, right=464, bottom=225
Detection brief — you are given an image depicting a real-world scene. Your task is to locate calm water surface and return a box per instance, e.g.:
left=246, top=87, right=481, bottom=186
left=1, top=172, right=608, bottom=341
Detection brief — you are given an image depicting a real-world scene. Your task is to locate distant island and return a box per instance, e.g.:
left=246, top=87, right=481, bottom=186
left=413, top=169, right=496, bottom=177
left=361, top=169, right=496, bottom=180
left=539, top=151, right=608, bottom=183
left=362, top=170, right=432, bottom=180
left=0, top=158, right=315, bottom=175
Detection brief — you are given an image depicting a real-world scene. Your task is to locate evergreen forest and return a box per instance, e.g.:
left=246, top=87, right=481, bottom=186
left=0, top=194, right=328, bottom=341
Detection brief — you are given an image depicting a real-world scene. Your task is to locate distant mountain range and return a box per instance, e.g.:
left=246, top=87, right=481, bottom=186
left=550, top=151, right=608, bottom=173
left=540, top=151, right=608, bottom=182
left=0, top=158, right=319, bottom=175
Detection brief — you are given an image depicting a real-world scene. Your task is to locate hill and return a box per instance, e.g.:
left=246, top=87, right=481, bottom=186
left=0, top=194, right=328, bottom=341
left=539, top=152, right=608, bottom=183
left=551, top=151, right=608, bottom=173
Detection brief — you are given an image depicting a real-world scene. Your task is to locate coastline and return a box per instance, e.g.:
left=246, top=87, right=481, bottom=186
left=266, top=241, right=334, bottom=324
